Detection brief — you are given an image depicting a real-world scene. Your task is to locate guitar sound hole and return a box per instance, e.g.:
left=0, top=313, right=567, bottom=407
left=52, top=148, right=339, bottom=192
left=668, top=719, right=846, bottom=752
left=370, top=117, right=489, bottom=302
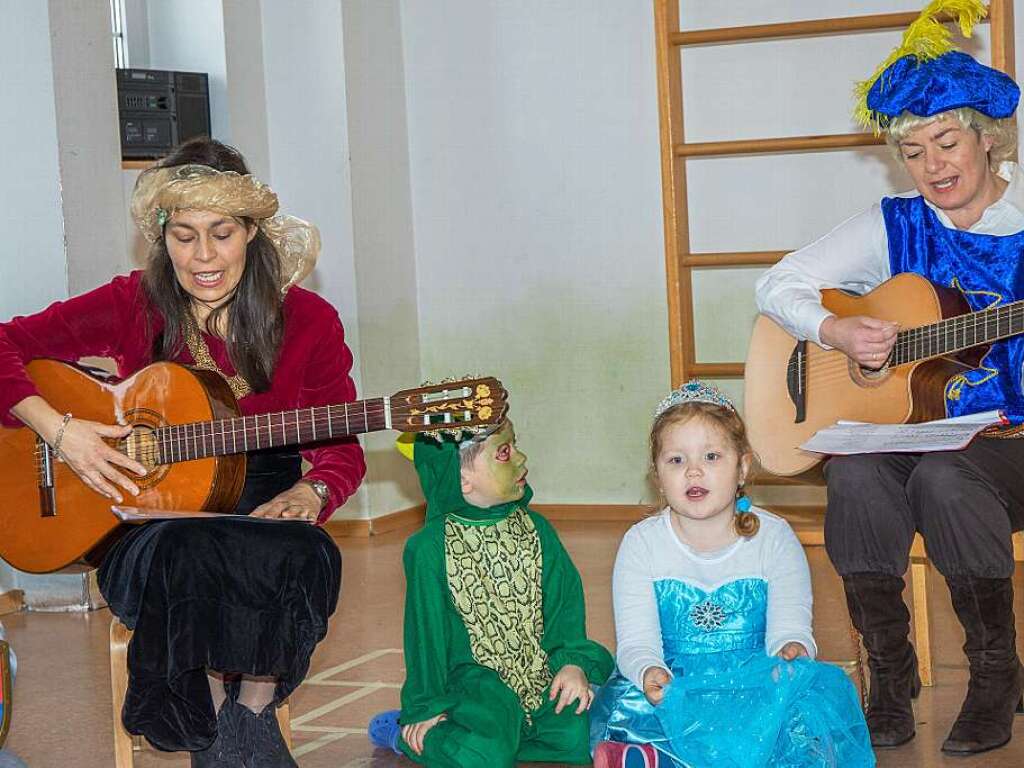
left=119, top=409, right=169, bottom=490
left=849, top=358, right=890, bottom=387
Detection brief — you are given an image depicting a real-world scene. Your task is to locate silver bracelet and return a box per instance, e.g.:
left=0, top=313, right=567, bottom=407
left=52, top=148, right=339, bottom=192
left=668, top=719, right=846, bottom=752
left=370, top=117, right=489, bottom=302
left=52, top=412, right=73, bottom=459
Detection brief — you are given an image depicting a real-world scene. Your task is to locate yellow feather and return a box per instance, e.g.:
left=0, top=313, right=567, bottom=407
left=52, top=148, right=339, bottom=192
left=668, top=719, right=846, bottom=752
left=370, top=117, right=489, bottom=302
left=395, top=432, right=416, bottom=462
left=852, top=0, right=987, bottom=131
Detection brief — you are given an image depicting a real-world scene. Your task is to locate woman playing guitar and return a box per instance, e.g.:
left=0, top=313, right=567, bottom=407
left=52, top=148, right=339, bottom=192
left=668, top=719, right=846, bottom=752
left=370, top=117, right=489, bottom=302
left=755, top=2, right=1024, bottom=759
left=0, top=138, right=364, bottom=766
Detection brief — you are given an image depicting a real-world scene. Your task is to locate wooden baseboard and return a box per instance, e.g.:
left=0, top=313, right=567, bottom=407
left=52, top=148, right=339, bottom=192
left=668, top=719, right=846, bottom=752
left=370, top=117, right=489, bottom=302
left=324, top=504, right=426, bottom=538
left=323, top=502, right=838, bottom=538
left=531, top=504, right=655, bottom=522
left=0, top=590, right=25, bottom=617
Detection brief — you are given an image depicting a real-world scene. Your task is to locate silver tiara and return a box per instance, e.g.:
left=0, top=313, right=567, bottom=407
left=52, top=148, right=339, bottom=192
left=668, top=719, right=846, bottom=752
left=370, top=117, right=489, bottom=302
left=655, top=379, right=735, bottom=418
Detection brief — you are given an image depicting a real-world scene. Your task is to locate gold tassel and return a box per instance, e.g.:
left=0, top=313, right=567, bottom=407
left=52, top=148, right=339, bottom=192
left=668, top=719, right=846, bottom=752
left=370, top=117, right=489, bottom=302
left=853, top=0, right=987, bottom=131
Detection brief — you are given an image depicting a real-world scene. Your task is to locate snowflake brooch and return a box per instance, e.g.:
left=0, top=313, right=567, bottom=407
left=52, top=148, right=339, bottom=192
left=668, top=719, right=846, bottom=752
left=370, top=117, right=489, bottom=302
left=689, top=600, right=726, bottom=631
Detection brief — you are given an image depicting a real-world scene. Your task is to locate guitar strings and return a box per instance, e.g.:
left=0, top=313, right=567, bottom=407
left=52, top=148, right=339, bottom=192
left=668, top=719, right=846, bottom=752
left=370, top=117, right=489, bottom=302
left=780, top=305, right=1024, bottom=380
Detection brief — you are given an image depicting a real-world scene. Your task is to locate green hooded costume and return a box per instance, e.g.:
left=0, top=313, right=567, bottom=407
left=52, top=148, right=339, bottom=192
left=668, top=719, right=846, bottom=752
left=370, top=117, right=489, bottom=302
left=398, top=434, right=613, bottom=767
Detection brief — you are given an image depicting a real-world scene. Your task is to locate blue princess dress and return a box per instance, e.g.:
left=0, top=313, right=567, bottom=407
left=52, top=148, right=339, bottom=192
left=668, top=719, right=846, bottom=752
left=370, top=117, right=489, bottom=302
left=590, top=512, right=875, bottom=768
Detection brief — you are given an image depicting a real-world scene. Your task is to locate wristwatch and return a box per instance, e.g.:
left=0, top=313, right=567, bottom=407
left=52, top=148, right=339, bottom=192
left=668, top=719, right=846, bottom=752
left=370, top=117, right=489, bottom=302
left=303, top=479, right=331, bottom=509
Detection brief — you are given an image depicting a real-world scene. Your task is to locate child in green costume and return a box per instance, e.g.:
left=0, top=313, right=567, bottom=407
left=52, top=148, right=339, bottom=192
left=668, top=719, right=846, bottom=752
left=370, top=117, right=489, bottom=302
left=369, top=421, right=613, bottom=767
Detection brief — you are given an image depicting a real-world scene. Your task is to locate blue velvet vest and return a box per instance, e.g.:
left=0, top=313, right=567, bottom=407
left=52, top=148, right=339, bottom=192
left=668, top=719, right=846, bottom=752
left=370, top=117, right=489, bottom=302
left=881, top=195, right=1024, bottom=420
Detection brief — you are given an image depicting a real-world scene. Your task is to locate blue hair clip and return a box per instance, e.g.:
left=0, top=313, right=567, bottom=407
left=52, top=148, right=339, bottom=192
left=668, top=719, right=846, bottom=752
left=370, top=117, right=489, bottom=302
left=735, top=491, right=752, bottom=514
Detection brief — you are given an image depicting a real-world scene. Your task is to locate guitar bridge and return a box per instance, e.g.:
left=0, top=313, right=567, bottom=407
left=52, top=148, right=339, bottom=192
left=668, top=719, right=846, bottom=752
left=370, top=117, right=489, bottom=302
left=36, top=437, right=56, bottom=517
left=786, top=340, right=807, bottom=424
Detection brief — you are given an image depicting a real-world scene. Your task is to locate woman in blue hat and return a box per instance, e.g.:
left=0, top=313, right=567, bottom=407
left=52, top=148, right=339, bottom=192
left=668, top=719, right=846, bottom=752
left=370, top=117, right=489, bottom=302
left=757, top=0, right=1024, bottom=758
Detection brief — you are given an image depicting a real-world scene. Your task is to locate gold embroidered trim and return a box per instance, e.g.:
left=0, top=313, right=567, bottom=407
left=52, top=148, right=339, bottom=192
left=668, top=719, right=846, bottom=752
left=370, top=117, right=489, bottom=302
left=445, top=507, right=552, bottom=718
left=982, top=423, right=1024, bottom=439
left=183, top=316, right=253, bottom=400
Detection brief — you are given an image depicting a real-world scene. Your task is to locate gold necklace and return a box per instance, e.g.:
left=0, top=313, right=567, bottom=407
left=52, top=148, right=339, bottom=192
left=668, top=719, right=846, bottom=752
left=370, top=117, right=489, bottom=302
left=182, top=314, right=253, bottom=400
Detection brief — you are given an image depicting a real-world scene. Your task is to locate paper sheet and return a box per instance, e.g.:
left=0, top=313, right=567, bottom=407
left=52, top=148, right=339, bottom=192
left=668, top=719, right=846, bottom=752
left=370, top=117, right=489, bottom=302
left=800, top=410, right=1005, bottom=455
left=110, top=506, right=229, bottom=523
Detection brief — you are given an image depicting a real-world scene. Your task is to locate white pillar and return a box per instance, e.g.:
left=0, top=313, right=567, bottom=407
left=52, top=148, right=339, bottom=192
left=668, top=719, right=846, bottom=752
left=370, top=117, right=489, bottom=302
left=0, top=1, right=126, bottom=606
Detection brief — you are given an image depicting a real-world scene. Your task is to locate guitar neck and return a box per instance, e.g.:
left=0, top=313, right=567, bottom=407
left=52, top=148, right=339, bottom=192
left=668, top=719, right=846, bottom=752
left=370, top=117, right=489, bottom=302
left=891, top=298, right=1024, bottom=365
left=155, top=397, right=388, bottom=464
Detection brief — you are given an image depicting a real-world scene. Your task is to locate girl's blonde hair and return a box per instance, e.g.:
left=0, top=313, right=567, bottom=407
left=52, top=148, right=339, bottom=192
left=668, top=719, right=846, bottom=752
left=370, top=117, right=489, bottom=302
left=649, top=401, right=759, bottom=538
left=885, top=107, right=1017, bottom=169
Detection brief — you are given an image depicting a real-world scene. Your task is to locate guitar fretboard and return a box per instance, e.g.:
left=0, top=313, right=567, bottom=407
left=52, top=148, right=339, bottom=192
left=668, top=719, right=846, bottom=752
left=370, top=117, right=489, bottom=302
left=155, top=398, right=388, bottom=464
left=890, top=298, right=1024, bottom=365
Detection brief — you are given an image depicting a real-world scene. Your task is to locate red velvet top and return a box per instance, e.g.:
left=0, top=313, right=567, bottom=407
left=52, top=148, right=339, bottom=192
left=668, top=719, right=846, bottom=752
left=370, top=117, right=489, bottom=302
left=0, top=271, right=365, bottom=524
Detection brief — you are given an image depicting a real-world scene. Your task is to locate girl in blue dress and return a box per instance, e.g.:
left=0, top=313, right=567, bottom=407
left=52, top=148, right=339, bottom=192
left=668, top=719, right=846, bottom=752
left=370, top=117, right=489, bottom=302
left=590, top=381, right=874, bottom=768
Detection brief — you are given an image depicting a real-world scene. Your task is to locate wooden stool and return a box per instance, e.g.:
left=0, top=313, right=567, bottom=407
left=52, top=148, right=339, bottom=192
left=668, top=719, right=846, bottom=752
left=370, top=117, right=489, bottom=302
left=110, top=618, right=292, bottom=768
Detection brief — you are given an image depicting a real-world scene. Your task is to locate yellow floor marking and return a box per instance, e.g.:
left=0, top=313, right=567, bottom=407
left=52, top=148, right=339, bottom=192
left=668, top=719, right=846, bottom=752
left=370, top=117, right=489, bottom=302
left=291, top=682, right=387, bottom=726
left=306, top=679, right=401, bottom=688
left=305, top=648, right=402, bottom=683
left=292, top=731, right=349, bottom=757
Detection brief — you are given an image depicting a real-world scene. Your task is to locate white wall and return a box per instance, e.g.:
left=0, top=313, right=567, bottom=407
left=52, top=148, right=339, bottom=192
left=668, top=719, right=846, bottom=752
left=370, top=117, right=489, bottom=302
left=259, top=0, right=371, bottom=518
left=342, top=0, right=424, bottom=515
left=0, top=1, right=66, bottom=314
left=400, top=0, right=668, bottom=504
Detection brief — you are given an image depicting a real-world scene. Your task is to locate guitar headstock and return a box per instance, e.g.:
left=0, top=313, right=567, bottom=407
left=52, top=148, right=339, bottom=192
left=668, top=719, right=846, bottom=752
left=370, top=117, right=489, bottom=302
left=390, top=376, right=509, bottom=439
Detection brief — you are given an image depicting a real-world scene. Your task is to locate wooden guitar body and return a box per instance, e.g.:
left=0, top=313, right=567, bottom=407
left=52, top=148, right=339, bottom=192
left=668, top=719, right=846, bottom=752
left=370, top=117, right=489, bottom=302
left=0, top=361, right=244, bottom=573
left=744, top=273, right=975, bottom=477
left=0, top=363, right=507, bottom=573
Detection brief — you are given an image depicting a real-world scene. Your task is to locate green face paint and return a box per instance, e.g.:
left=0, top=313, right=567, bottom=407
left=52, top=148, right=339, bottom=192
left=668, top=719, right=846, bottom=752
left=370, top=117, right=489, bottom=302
left=464, top=421, right=528, bottom=508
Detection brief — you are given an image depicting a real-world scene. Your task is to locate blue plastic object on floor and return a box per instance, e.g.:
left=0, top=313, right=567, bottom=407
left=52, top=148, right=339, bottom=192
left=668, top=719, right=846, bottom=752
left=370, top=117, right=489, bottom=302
left=368, top=709, right=402, bottom=755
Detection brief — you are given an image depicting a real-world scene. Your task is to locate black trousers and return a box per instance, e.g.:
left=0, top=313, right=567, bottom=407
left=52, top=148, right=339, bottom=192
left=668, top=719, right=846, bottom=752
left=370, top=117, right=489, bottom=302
left=824, top=437, right=1024, bottom=579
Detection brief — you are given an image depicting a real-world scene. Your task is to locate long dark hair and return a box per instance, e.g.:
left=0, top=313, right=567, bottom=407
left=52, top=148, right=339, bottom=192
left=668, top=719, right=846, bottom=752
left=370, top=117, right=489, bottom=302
left=143, top=138, right=283, bottom=392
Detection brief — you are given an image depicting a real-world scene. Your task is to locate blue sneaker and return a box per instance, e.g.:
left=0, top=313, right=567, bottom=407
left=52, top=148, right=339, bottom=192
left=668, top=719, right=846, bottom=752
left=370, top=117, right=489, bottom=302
left=368, top=709, right=403, bottom=755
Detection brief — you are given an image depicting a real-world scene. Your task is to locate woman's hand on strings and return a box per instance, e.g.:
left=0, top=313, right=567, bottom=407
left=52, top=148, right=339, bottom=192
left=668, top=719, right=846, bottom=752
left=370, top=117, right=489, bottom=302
left=642, top=665, right=672, bottom=706
left=820, top=314, right=898, bottom=369
left=250, top=482, right=321, bottom=522
left=58, top=419, right=145, bottom=502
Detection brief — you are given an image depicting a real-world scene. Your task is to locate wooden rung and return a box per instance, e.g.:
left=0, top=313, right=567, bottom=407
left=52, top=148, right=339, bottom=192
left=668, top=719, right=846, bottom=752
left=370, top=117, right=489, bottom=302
left=688, top=362, right=744, bottom=378
left=683, top=251, right=786, bottom=268
left=669, top=9, right=989, bottom=47
left=676, top=132, right=883, bottom=158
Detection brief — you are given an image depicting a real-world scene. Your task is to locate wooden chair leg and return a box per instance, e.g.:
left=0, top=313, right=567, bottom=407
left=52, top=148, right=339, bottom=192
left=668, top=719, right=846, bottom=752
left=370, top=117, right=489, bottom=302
left=277, top=700, right=292, bottom=749
left=910, top=558, right=934, bottom=687
left=110, top=618, right=134, bottom=768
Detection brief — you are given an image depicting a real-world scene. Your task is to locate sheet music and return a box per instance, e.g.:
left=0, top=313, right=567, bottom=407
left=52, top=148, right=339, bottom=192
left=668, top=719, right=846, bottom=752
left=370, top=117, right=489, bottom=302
left=800, top=410, right=1005, bottom=455
left=110, top=506, right=229, bottom=523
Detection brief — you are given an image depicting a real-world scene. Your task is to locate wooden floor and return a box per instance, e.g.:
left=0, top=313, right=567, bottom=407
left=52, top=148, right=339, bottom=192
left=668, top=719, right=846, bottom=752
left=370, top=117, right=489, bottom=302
left=4, top=519, right=1024, bottom=767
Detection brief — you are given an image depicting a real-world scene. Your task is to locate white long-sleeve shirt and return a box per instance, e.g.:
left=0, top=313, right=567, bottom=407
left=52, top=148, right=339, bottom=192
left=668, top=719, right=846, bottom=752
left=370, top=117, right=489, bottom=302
left=612, top=507, right=816, bottom=690
left=755, top=161, right=1024, bottom=346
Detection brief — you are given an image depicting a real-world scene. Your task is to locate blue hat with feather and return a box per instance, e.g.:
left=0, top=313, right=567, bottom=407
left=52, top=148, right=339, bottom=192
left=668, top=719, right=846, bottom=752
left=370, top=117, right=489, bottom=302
left=854, top=1, right=1019, bottom=132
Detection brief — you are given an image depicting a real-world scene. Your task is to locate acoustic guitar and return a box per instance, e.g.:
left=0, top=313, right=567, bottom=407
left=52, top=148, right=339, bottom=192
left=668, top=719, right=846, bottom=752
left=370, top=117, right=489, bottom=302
left=0, top=360, right=507, bottom=573
left=744, top=272, right=1020, bottom=477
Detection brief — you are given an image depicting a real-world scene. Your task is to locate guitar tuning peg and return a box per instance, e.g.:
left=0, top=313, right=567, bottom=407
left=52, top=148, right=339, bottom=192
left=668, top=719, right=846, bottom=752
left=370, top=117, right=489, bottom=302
left=419, top=380, right=434, bottom=388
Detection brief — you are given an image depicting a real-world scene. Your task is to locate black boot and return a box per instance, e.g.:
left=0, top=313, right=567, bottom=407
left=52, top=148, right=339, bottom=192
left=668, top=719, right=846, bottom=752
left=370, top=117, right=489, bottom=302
left=843, top=573, right=921, bottom=748
left=239, top=703, right=298, bottom=768
left=941, top=576, right=1024, bottom=756
left=190, top=698, right=248, bottom=767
